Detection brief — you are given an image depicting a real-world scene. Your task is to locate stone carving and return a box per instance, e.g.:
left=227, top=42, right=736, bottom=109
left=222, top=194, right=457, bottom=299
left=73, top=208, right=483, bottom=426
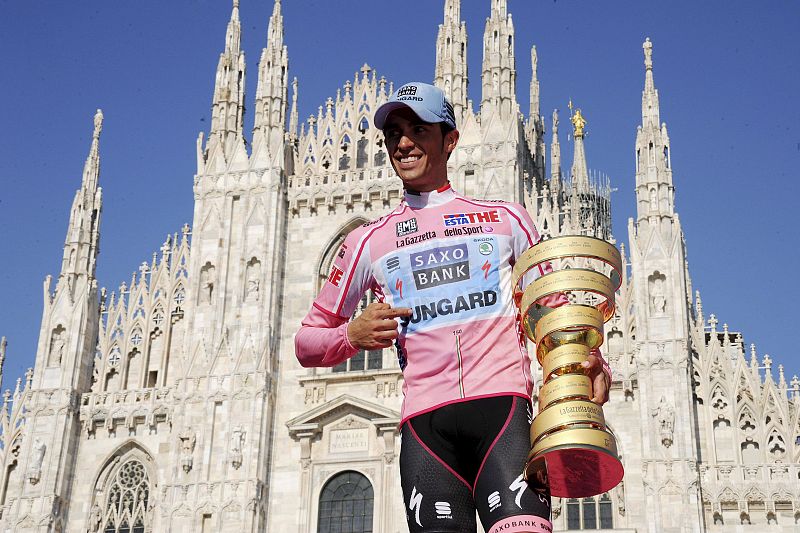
left=49, top=326, right=66, bottom=366
left=88, top=503, right=102, bottom=532
left=178, top=428, right=196, bottom=473
left=615, top=480, right=626, bottom=516
left=200, top=263, right=215, bottom=304
left=230, top=426, right=245, bottom=470
left=245, top=258, right=261, bottom=302
left=28, top=437, right=46, bottom=485
left=551, top=497, right=562, bottom=518
left=651, top=396, right=675, bottom=447
left=649, top=274, right=666, bottom=315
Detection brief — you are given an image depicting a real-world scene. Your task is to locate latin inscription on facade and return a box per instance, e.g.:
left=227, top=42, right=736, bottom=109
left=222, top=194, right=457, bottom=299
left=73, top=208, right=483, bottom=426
left=329, top=428, right=369, bottom=454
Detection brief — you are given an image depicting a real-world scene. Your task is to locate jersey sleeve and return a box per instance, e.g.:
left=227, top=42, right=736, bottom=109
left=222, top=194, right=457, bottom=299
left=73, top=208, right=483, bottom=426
left=294, top=227, right=373, bottom=367
left=295, top=305, right=358, bottom=367
left=313, top=227, right=374, bottom=319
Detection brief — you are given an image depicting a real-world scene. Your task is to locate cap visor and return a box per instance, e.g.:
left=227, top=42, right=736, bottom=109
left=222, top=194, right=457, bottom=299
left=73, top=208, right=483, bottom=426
left=373, top=101, right=443, bottom=129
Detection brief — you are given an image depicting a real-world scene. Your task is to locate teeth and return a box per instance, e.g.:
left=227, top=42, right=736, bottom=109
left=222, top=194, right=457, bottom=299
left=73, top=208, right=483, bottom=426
left=400, top=155, right=421, bottom=163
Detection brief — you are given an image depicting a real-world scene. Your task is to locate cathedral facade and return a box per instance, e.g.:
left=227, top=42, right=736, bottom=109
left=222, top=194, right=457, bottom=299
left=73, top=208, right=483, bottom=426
left=0, top=1, right=798, bottom=532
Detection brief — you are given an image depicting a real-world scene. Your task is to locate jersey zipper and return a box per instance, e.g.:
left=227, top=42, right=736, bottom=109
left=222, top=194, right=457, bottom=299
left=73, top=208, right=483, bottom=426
left=455, top=332, right=465, bottom=398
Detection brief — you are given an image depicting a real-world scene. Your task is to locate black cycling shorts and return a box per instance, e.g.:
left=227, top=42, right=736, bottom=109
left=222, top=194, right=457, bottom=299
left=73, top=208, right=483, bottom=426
left=399, top=395, right=552, bottom=533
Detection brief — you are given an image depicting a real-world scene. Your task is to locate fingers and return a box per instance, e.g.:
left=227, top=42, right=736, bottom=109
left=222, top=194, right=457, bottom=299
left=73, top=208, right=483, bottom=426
left=581, top=353, right=601, bottom=371
left=582, top=353, right=610, bottom=405
left=364, top=302, right=412, bottom=319
left=348, top=303, right=408, bottom=351
left=590, top=371, right=610, bottom=405
left=378, top=306, right=413, bottom=319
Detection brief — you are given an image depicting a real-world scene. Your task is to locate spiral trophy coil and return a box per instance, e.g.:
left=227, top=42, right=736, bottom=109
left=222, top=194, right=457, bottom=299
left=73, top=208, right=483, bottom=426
left=512, top=235, right=624, bottom=498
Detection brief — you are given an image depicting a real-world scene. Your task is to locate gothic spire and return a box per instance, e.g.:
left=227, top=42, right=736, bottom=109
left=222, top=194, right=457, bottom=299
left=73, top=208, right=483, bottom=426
left=550, top=108, right=561, bottom=182
left=481, top=0, right=516, bottom=118
left=529, top=46, right=540, bottom=118
left=289, top=77, right=299, bottom=138
left=569, top=101, right=589, bottom=192
left=634, top=38, right=674, bottom=221
left=206, top=0, right=247, bottom=156
left=434, top=0, right=468, bottom=122
left=253, top=0, right=289, bottom=152
left=642, top=37, right=660, bottom=128
left=0, top=337, right=6, bottom=390
left=61, top=109, right=104, bottom=282
left=525, top=45, right=546, bottom=182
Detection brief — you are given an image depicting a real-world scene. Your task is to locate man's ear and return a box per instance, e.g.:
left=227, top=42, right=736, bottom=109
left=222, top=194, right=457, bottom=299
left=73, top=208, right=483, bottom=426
left=445, top=129, right=460, bottom=154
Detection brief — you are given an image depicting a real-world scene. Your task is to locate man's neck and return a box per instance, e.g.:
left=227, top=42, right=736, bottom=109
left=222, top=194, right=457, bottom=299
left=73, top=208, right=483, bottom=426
left=403, top=182, right=455, bottom=208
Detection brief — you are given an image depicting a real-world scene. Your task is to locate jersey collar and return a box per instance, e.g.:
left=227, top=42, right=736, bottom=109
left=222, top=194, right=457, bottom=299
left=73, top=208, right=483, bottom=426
left=403, top=182, right=457, bottom=208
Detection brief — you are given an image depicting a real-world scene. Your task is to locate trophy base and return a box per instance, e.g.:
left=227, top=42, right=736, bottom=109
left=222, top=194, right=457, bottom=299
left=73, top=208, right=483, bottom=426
left=524, top=430, right=624, bottom=498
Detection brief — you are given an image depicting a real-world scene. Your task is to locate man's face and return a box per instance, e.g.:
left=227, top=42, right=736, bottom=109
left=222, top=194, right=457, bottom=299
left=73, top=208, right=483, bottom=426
left=382, top=107, right=459, bottom=192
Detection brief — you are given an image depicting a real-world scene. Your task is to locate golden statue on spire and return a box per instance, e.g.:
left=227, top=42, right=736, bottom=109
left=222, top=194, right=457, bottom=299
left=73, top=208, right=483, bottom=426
left=568, top=100, right=586, bottom=138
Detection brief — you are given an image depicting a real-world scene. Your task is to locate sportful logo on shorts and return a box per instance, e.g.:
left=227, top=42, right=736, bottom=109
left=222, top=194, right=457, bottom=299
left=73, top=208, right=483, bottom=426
left=435, top=501, right=452, bottom=519
left=410, top=243, right=470, bottom=290
left=488, top=490, right=502, bottom=512
left=396, top=218, right=419, bottom=237
left=442, top=210, right=502, bottom=226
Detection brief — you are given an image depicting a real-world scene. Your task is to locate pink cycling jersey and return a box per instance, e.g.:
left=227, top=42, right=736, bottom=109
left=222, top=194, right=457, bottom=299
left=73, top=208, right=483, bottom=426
left=295, top=183, right=569, bottom=424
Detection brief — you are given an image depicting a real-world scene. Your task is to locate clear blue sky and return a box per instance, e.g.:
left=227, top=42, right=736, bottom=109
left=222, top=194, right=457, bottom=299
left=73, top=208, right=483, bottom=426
left=1, top=1, right=798, bottom=392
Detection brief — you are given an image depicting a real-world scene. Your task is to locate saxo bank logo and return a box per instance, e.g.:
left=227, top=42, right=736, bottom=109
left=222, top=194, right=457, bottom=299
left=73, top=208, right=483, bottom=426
left=410, top=243, right=470, bottom=290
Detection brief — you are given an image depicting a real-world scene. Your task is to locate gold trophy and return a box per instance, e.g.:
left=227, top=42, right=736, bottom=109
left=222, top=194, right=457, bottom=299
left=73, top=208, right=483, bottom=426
left=512, top=235, right=624, bottom=498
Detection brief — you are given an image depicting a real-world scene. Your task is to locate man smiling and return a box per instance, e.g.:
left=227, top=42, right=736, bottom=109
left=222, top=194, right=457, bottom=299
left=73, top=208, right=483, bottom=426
left=296, top=82, right=610, bottom=532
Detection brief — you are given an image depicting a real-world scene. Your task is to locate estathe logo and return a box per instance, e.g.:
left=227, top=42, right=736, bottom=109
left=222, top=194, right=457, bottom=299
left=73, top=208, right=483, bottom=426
left=443, top=210, right=502, bottom=227
left=435, top=501, right=452, bottom=519
left=396, top=218, right=419, bottom=237
left=327, top=265, right=344, bottom=287
left=488, top=490, right=502, bottom=512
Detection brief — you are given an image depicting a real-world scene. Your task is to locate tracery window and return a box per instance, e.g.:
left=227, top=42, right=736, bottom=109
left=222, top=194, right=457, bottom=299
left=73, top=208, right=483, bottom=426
left=101, top=459, right=151, bottom=533
left=318, top=471, right=373, bottom=533
left=318, top=223, right=386, bottom=375
left=566, top=493, right=613, bottom=529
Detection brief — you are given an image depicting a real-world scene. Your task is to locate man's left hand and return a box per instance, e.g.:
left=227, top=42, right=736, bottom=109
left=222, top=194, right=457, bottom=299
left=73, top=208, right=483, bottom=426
left=582, top=350, right=611, bottom=405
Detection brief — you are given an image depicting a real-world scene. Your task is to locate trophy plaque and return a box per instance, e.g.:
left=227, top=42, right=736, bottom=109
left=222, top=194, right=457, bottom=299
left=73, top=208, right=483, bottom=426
left=512, top=235, right=624, bottom=498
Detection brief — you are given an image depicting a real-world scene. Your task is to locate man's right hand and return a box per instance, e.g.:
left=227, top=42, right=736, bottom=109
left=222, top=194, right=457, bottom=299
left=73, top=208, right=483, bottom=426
left=347, top=302, right=412, bottom=350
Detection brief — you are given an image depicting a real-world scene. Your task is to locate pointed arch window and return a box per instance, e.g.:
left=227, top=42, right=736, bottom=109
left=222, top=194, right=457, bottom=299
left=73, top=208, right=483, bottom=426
left=100, top=459, right=151, bottom=533
left=318, top=471, right=373, bottom=533
left=318, top=222, right=385, bottom=374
